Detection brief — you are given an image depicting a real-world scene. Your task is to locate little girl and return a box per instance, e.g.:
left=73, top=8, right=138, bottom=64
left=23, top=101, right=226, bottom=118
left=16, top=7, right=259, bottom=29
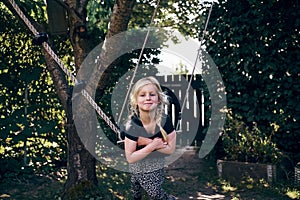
left=123, top=76, right=176, bottom=200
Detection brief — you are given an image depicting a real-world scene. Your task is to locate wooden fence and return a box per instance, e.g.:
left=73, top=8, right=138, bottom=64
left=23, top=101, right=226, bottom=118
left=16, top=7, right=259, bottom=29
left=156, top=74, right=209, bottom=147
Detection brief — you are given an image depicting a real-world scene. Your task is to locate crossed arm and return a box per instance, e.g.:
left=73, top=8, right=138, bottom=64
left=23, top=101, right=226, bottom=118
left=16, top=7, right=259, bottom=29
left=124, top=131, right=176, bottom=164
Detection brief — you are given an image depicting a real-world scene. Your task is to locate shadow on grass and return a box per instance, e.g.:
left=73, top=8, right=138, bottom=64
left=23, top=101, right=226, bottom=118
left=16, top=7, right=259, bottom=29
left=0, top=152, right=299, bottom=200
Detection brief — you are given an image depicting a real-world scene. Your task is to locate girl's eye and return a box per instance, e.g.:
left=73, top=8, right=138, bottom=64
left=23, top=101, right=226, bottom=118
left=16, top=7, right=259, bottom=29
left=138, top=92, right=156, bottom=97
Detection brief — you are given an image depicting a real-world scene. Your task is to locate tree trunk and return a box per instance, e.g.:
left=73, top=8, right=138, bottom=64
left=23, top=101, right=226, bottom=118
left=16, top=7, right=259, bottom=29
left=62, top=0, right=136, bottom=198
left=61, top=0, right=97, bottom=197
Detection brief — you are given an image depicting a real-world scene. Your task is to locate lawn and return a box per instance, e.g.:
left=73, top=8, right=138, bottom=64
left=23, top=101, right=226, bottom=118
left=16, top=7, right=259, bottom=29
left=0, top=150, right=299, bottom=200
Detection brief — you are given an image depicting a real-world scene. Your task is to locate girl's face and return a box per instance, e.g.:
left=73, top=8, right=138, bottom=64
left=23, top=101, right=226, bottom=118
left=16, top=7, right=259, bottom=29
left=136, top=83, right=160, bottom=112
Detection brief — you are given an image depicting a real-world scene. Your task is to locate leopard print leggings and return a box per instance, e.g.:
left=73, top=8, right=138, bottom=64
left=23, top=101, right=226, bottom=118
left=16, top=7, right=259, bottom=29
left=130, top=169, right=173, bottom=200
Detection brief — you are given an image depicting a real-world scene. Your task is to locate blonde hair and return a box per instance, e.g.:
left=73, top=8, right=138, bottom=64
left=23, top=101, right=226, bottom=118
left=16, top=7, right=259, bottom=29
left=126, top=76, right=169, bottom=141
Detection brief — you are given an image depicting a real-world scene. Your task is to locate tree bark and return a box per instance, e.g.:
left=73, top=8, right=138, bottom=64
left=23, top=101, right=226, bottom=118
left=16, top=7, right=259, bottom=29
left=96, top=0, right=136, bottom=96
left=62, top=0, right=97, bottom=197
left=62, top=0, right=136, bottom=198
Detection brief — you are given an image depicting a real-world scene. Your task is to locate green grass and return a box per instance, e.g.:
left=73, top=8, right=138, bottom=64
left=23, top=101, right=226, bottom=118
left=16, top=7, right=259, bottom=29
left=0, top=162, right=299, bottom=200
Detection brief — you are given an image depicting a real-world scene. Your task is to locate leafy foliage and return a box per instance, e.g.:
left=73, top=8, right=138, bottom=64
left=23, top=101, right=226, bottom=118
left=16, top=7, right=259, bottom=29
left=222, top=111, right=282, bottom=164
left=206, top=0, right=299, bottom=162
left=0, top=1, right=67, bottom=176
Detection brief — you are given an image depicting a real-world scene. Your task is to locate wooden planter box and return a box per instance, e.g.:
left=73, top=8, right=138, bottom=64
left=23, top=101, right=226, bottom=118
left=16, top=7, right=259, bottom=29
left=295, top=166, right=300, bottom=185
left=217, top=159, right=278, bottom=183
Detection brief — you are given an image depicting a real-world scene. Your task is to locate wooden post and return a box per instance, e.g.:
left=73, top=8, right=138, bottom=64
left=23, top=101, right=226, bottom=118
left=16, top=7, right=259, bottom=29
left=46, top=0, right=68, bottom=35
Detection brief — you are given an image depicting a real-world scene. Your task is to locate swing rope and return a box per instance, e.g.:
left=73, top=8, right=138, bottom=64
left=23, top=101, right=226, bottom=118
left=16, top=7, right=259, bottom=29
left=117, top=0, right=161, bottom=125
left=8, top=0, right=120, bottom=135
left=176, top=3, right=214, bottom=131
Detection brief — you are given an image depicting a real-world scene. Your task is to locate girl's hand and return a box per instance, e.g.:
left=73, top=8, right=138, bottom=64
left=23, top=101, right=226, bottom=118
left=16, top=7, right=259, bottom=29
left=150, top=138, right=167, bottom=150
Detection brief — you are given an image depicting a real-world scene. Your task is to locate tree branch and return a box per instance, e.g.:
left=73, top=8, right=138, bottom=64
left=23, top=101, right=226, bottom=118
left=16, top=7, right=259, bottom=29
left=92, top=0, right=136, bottom=96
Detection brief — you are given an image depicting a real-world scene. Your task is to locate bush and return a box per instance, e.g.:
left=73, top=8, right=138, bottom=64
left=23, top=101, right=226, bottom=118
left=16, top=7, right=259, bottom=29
left=221, top=111, right=282, bottom=164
